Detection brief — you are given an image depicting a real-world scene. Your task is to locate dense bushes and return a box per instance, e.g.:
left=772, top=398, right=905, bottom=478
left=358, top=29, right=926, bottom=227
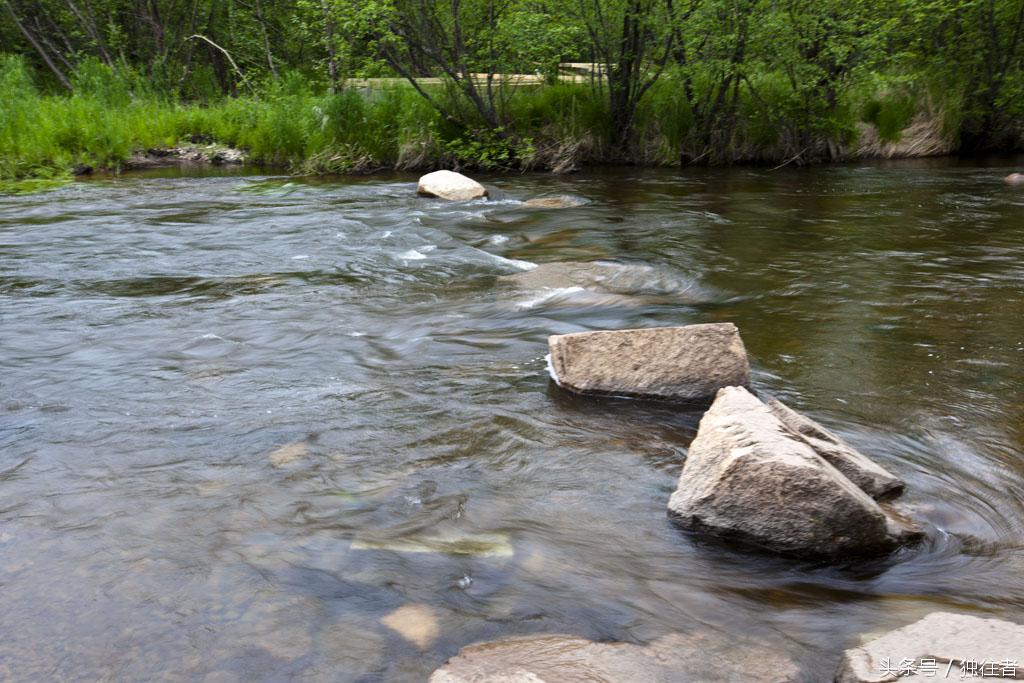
left=0, top=47, right=1017, bottom=189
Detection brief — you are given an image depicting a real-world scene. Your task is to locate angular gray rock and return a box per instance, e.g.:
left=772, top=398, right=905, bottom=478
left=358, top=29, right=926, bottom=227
left=766, top=398, right=904, bottom=500
left=417, top=170, right=487, bottom=201
left=836, top=612, right=1024, bottom=682
left=430, top=631, right=802, bottom=682
left=668, top=386, right=920, bottom=559
left=547, top=323, right=750, bottom=403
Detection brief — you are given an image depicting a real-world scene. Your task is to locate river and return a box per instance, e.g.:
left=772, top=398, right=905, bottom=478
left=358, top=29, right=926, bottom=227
left=1, top=160, right=1023, bottom=680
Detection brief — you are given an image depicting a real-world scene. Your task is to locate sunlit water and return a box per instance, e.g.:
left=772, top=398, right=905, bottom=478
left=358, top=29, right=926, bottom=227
left=1, top=160, right=1023, bottom=680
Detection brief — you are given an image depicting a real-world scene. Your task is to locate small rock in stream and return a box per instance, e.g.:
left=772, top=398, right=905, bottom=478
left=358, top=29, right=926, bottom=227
left=521, top=195, right=588, bottom=209
left=268, top=442, right=308, bottom=468
left=351, top=532, right=514, bottom=558
left=498, top=260, right=706, bottom=303
left=381, top=604, right=441, bottom=650
left=417, top=170, right=488, bottom=201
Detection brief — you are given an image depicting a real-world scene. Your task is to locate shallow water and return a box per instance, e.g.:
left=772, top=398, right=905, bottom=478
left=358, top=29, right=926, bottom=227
left=1, top=160, right=1023, bottom=680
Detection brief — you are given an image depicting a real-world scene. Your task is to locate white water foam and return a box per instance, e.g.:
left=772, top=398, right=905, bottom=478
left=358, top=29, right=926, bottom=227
left=397, top=246, right=435, bottom=261
left=480, top=250, right=537, bottom=271
left=515, top=286, right=585, bottom=310
left=545, top=353, right=562, bottom=386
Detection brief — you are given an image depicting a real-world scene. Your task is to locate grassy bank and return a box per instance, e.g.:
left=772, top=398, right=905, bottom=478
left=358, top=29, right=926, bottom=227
left=0, top=55, right=1000, bottom=190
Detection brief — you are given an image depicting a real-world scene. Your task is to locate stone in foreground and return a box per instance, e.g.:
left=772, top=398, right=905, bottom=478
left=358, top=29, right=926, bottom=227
left=417, top=170, right=487, bottom=201
left=836, top=612, right=1024, bottom=682
left=547, top=323, right=750, bottom=403
left=1004, top=172, right=1024, bottom=185
left=766, top=398, right=905, bottom=499
left=668, top=387, right=920, bottom=559
left=430, top=631, right=801, bottom=682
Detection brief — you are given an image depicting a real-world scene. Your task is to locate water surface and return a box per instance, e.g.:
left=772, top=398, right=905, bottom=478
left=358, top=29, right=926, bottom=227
left=2, top=160, right=1023, bottom=680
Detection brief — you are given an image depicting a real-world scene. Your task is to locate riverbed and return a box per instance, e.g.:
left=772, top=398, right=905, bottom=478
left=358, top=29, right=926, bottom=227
left=1, top=160, right=1023, bottom=680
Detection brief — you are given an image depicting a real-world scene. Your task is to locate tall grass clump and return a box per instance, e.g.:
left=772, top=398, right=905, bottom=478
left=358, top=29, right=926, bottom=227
left=0, top=56, right=183, bottom=184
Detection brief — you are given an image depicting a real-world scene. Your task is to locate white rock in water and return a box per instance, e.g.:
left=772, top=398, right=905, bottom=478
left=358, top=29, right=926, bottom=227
left=547, top=323, right=750, bottom=403
left=836, top=612, right=1024, bottom=682
left=417, top=170, right=487, bottom=201
left=668, top=386, right=921, bottom=559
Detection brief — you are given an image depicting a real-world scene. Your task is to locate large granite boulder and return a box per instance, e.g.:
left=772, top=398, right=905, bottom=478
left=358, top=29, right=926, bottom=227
left=836, top=612, right=1024, bottom=682
left=418, top=170, right=487, bottom=201
left=766, top=398, right=904, bottom=500
left=668, top=387, right=920, bottom=559
left=430, top=631, right=801, bottom=682
left=547, top=323, right=750, bottom=403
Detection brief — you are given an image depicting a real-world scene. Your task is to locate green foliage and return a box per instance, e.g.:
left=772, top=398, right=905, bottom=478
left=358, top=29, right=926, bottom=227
left=442, top=128, right=536, bottom=170
left=492, top=10, right=585, bottom=82
left=3, top=0, right=1024, bottom=182
left=862, top=95, right=916, bottom=142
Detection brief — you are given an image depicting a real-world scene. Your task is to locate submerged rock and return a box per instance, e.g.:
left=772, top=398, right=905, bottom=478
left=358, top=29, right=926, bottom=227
left=522, top=195, right=587, bottom=209
left=417, top=170, right=487, bottom=201
left=668, top=387, right=920, bottom=559
left=547, top=323, right=750, bottom=403
left=498, top=260, right=705, bottom=302
left=766, top=398, right=904, bottom=500
left=381, top=604, right=441, bottom=650
left=1005, top=172, right=1024, bottom=185
left=430, top=631, right=801, bottom=682
left=836, top=612, right=1024, bottom=682
left=268, top=442, right=308, bottom=468
left=351, top=532, right=513, bottom=558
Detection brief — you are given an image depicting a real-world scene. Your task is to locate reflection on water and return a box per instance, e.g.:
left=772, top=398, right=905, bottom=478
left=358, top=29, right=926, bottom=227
left=1, top=160, right=1023, bottom=680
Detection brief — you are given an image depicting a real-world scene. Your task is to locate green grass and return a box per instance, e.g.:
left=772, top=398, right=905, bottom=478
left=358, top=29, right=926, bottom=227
left=0, top=53, right=964, bottom=191
left=0, top=56, right=452, bottom=185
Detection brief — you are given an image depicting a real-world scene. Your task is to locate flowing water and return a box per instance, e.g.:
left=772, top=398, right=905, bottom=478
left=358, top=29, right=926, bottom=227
left=1, top=160, right=1023, bottom=681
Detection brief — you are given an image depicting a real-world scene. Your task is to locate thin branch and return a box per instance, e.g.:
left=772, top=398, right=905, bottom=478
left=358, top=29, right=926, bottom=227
left=185, top=34, right=252, bottom=91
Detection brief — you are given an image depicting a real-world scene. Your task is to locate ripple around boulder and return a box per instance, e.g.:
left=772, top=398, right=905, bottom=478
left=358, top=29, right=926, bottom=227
left=836, top=612, right=1024, bottom=682
left=668, top=386, right=921, bottom=560
left=430, top=631, right=802, bottom=682
left=417, top=170, right=488, bottom=201
left=521, top=195, right=588, bottom=209
left=547, top=323, right=751, bottom=403
left=497, top=260, right=708, bottom=303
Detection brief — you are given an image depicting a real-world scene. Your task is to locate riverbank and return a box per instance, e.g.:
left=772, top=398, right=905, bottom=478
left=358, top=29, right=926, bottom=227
left=1, top=57, right=1019, bottom=192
